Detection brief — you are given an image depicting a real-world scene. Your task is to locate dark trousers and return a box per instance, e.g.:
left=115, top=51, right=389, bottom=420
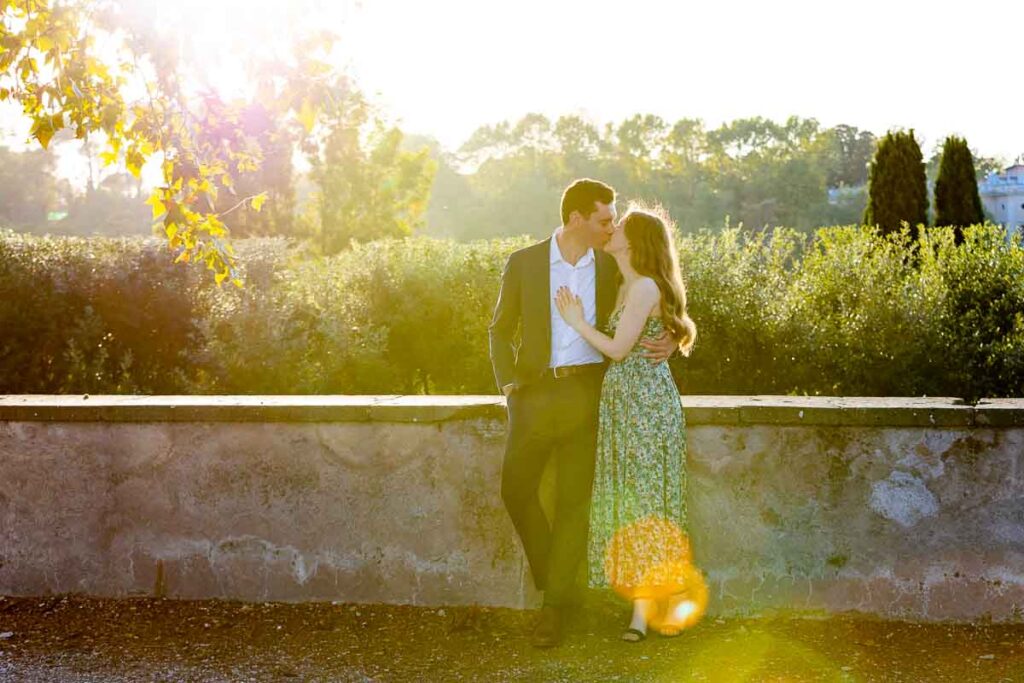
left=501, top=370, right=603, bottom=608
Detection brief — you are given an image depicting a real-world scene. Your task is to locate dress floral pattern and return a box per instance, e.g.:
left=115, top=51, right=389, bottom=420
left=587, top=307, right=691, bottom=597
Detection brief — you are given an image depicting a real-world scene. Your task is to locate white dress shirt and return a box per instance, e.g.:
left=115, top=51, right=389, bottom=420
left=549, top=230, right=603, bottom=368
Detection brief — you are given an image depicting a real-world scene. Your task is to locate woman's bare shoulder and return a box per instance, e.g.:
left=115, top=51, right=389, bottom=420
left=629, top=276, right=660, bottom=300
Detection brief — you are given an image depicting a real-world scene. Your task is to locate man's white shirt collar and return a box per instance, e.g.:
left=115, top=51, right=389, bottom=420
left=550, top=229, right=594, bottom=266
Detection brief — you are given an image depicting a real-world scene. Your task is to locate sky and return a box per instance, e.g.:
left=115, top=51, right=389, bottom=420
left=3, top=0, right=1022, bottom=186
left=342, top=0, right=1022, bottom=161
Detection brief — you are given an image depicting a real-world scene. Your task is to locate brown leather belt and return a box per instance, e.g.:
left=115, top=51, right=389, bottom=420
left=550, top=362, right=604, bottom=379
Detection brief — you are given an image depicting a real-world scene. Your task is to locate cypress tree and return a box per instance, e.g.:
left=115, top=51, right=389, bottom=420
left=863, top=129, right=929, bottom=237
left=934, top=135, right=984, bottom=243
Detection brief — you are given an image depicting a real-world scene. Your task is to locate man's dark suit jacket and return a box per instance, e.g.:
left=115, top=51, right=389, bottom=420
left=488, top=238, right=619, bottom=392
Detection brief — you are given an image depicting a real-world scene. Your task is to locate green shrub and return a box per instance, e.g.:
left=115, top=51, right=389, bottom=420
left=919, top=225, right=1024, bottom=398
left=0, top=232, right=208, bottom=393
left=189, top=235, right=531, bottom=394
left=675, top=225, right=803, bottom=393
left=778, top=225, right=943, bottom=395
left=2, top=226, right=1023, bottom=400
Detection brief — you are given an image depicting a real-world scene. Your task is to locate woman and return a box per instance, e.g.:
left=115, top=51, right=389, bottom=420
left=555, top=205, right=704, bottom=642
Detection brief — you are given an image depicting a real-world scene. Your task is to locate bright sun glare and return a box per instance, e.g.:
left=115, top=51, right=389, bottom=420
left=4, top=0, right=1024, bottom=186
left=119, top=0, right=358, bottom=95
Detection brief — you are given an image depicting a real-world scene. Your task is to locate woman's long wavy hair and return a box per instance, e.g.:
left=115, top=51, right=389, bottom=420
left=622, top=205, right=697, bottom=356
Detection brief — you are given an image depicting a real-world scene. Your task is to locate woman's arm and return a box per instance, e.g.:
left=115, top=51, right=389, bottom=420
left=555, top=278, right=660, bottom=362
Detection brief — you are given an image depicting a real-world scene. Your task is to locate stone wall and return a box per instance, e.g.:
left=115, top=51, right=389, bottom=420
left=1, top=395, right=1023, bottom=621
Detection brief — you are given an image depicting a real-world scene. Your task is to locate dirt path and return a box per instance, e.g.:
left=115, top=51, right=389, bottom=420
left=0, top=595, right=1022, bottom=681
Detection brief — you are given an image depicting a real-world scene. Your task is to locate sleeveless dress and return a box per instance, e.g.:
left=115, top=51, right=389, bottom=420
left=587, top=307, right=697, bottom=600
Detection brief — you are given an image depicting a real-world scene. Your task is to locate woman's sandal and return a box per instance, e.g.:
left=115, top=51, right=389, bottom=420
left=650, top=618, right=684, bottom=638
left=653, top=599, right=689, bottom=637
left=620, top=627, right=647, bottom=643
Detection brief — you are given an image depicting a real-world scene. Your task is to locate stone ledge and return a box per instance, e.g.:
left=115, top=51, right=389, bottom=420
left=735, top=396, right=974, bottom=427
left=974, top=399, right=1024, bottom=427
left=0, top=394, right=1016, bottom=426
left=0, top=395, right=503, bottom=423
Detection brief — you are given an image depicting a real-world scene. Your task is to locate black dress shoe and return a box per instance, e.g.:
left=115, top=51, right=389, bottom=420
left=531, top=605, right=563, bottom=648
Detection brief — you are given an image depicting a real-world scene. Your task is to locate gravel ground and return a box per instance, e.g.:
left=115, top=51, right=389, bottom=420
left=1, top=595, right=1023, bottom=682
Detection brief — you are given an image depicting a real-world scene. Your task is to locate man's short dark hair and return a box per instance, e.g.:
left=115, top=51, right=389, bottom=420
left=560, top=178, right=615, bottom=225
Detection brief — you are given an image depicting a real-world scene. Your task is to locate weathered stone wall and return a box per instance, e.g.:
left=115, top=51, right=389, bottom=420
left=1, top=395, right=1023, bottom=621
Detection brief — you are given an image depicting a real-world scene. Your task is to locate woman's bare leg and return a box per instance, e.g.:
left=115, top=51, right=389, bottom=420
left=622, top=597, right=655, bottom=642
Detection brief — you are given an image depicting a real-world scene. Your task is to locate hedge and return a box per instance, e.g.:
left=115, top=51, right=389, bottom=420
left=2, top=224, right=1022, bottom=399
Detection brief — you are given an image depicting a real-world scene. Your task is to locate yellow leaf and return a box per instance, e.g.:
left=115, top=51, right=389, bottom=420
left=125, top=147, right=147, bottom=178
left=32, top=122, right=54, bottom=149
left=146, top=194, right=166, bottom=219
left=232, top=278, right=244, bottom=289
left=36, top=35, right=54, bottom=52
left=203, top=218, right=225, bottom=238
left=174, top=250, right=190, bottom=263
left=164, top=223, right=178, bottom=240
left=298, top=98, right=317, bottom=134
left=215, top=271, right=228, bottom=286
left=52, top=28, right=72, bottom=52
left=251, top=192, right=268, bottom=212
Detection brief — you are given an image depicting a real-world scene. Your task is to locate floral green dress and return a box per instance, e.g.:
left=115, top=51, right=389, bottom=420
left=587, top=307, right=691, bottom=596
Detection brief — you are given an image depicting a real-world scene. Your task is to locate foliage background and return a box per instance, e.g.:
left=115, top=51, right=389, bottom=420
left=3, top=225, right=1022, bottom=400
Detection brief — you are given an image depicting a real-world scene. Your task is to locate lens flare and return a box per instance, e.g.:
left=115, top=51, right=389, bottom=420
left=604, top=516, right=708, bottom=631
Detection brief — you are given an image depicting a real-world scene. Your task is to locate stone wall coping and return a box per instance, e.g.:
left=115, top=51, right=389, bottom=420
left=0, top=394, right=1018, bottom=426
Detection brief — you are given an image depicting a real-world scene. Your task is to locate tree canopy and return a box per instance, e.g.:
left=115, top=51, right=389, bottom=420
left=934, top=135, right=984, bottom=239
left=863, top=130, right=928, bottom=235
left=1, top=0, right=424, bottom=283
left=425, top=113, right=881, bottom=240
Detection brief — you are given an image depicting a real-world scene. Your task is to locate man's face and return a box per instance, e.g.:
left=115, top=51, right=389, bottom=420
left=577, top=202, right=617, bottom=249
left=605, top=219, right=628, bottom=254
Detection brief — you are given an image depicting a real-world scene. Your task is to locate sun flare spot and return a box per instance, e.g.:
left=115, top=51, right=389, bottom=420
left=604, top=516, right=709, bottom=631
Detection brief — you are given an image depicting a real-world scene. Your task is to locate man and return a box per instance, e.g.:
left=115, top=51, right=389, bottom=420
left=488, top=178, right=677, bottom=647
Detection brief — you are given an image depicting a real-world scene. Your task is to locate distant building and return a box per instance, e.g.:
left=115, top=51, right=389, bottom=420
left=979, top=164, right=1024, bottom=239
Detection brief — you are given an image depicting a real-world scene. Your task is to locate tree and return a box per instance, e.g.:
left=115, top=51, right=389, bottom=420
left=301, top=78, right=435, bottom=255
left=700, top=116, right=830, bottom=231
left=552, top=114, right=602, bottom=173
left=420, top=137, right=479, bottom=240
left=974, top=155, right=1005, bottom=181
left=0, top=1, right=348, bottom=285
left=0, top=0, right=259, bottom=284
left=934, top=136, right=984, bottom=241
left=57, top=171, right=149, bottom=236
left=863, top=130, right=928, bottom=236
left=510, top=113, right=557, bottom=155
left=458, top=120, right=516, bottom=167
left=202, top=98, right=297, bottom=238
left=0, top=145, right=59, bottom=228
left=425, top=113, right=887, bottom=240
left=822, top=124, right=876, bottom=188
